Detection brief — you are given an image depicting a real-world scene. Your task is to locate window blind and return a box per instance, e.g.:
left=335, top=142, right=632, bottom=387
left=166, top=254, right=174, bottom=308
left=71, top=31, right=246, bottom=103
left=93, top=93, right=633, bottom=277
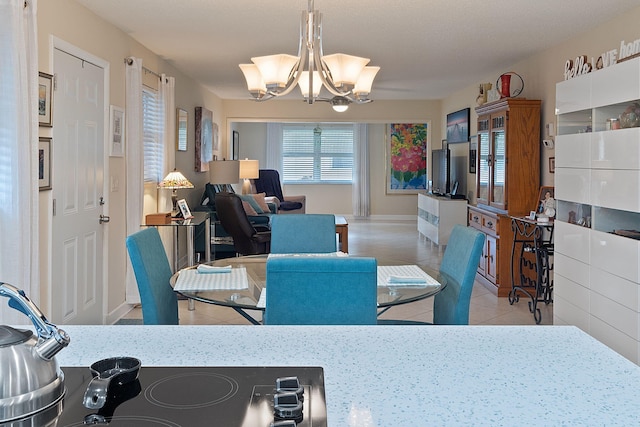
left=281, top=124, right=353, bottom=183
left=142, top=88, right=163, bottom=182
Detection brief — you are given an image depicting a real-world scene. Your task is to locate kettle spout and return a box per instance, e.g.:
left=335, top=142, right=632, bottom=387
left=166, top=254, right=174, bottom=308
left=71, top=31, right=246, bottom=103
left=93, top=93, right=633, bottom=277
left=36, top=327, right=70, bottom=360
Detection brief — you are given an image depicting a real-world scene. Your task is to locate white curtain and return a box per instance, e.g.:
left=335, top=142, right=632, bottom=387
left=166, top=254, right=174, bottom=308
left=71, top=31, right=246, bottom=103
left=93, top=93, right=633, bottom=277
left=0, top=0, right=39, bottom=324
left=158, top=74, right=175, bottom=213
left=125, top=57, right=144, bottom=303
left=266, top=122, right=283, bottom=171
left=353, top=123, right=370, bottom=218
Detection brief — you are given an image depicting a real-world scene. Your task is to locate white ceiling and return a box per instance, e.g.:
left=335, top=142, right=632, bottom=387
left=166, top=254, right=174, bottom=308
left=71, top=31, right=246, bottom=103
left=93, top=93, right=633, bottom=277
left=75, top=0, right=640, bottom=101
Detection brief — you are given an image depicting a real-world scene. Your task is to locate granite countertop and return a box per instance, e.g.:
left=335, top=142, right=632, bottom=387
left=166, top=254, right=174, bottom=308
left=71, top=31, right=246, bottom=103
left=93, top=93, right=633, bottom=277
left=55, top=325, right=640, bottom=426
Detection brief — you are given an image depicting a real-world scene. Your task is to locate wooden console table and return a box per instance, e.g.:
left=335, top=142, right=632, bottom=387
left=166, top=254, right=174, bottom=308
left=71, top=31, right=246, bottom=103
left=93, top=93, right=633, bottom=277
left=335, top=215, right=348, bottom=253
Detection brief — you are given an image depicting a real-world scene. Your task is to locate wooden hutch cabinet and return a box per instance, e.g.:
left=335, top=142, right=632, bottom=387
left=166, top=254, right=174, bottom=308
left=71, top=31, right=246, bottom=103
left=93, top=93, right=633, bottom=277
left=469, top=98, right=541, bottom=296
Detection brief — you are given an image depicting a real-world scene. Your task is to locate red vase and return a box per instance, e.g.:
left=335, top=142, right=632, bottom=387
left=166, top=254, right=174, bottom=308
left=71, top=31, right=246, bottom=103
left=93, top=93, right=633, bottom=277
left=499, top=74, right=511, bottom=98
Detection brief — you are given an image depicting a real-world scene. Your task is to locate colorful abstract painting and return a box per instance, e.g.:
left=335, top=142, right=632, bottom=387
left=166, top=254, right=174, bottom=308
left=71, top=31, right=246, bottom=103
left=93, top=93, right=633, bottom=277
left=386, top=123, right=429, bottom=193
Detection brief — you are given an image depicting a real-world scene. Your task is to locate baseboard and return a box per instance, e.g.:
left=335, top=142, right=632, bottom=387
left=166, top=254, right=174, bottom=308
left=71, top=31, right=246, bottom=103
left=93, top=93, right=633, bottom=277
left=106, top=302, right=137, bottom=325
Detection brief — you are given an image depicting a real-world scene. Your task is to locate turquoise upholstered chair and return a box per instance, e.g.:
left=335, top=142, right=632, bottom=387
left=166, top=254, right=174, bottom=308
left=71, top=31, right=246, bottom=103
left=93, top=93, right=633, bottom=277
left=433, top=225, right=485, bottom=325
left=264, top=257, right=377, bottom=325
left=126, top=228, right=179, bottom=325
left=270, top=214, right=337, bottom=253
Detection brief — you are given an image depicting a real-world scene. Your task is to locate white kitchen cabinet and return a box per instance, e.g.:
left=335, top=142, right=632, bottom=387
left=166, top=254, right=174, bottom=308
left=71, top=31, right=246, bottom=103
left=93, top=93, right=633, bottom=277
left=555, top=56, right=640, bottom=364
left=417, top=193, right=467, bottom=246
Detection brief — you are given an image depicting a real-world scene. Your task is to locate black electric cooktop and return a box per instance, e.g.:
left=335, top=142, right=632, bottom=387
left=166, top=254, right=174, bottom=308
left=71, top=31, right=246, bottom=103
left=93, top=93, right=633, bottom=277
left=54, top=366, right=327, bottom=427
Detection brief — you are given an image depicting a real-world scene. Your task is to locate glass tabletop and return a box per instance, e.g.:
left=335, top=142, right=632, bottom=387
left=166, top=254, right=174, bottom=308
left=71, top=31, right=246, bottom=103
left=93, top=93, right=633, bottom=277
left=171, top=255, right=447, bottom=312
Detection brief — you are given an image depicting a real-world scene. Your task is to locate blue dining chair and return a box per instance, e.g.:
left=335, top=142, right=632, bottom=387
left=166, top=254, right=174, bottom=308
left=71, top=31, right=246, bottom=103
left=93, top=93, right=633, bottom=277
left=125, top=228, right=179, bottom=325
left=270, top=214, right=337, bottom=253
left=264, top=256, right=377, bottom=325
left=432, top=224, right=485, bottom=325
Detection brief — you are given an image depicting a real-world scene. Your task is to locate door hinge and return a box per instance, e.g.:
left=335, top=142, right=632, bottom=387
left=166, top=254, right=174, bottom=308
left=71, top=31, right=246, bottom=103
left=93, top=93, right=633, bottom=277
left=52, top=199, right=56, bottom=216
left=53, top=74, right=57, bottom=91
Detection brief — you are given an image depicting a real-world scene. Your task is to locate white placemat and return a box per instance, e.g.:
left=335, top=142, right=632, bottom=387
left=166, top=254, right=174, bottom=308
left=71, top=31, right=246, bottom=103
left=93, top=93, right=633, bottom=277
left=377, top=265, right=441, bottom=287
left=257, top=288, right=266, bottom=309
left=174, top=268, right=249, bottom=291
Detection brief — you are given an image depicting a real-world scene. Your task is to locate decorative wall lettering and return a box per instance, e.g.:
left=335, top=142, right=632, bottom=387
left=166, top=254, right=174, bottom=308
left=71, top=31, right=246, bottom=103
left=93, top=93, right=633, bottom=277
left=564, top=55, right=592, bottom=80
left=563, top=36, right=640, bottom=80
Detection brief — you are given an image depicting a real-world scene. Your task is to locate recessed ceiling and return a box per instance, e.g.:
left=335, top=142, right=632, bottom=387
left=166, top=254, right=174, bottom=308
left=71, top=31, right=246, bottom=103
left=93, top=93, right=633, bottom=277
left=75, top=0, right=640, bottom=101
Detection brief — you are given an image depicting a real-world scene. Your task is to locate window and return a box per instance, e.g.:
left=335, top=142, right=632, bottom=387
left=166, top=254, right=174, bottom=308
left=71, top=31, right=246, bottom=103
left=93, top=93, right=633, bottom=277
left=142, top=87, right=163, bottom=182
left=281, top=124, right=354, bottom=183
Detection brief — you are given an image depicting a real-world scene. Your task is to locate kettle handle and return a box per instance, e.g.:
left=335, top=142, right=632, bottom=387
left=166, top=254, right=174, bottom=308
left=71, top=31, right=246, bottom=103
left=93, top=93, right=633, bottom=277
left=0, top=282, right=69, bottom=359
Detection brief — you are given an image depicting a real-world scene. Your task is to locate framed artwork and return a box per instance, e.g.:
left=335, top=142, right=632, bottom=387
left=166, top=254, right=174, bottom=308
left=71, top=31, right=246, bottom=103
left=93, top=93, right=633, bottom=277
left=109, top=105, right=125, bottom=157
left=549, top=156, right=556, bottom=173
left=446, top=108, right=470, bottom=143
left=386, top=123, right=429, bottom=194
left=194, top=106, right=214, bottom=172
left=38, top=72, right=53, bottom=127
left=177, top=198, right=193, bottom=219
left=232, top=130, right=239, bottom=160
left=469, top=135, right=477, bottom=174
left=39, top=137, right=52, bottom=191
left=176, top=108, right=188, bottom=151
left=537, top=186, right=555, bottom=214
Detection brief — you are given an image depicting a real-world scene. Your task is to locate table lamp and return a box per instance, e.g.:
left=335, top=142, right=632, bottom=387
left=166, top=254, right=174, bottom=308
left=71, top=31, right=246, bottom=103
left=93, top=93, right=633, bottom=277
left=239, top=158, right=259, bottom=194
left=210, top=160, right=240, bottom=192
left=158, top=168, right=194, bottom=216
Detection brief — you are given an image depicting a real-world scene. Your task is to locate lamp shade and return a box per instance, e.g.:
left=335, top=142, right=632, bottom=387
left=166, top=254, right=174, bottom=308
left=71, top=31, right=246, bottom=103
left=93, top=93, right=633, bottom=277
left=353, top=66, right=380, bottom=97
left=251, top=54, right=299, bottom=88
left=297, top=71, right=323, bottom=98
left=210, top=160, right=240, bottom=184
left=321, top=53, right=369, bottom=88
left=239, top=64, right=267, bottom=95
left=158, top=169, right=194, bottom=189
left=239, top=159, right=259, bottom=179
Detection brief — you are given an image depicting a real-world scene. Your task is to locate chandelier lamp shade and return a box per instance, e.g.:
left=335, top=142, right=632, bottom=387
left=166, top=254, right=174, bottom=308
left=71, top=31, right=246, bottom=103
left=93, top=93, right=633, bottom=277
left=239, top=0, right=379, bottom=111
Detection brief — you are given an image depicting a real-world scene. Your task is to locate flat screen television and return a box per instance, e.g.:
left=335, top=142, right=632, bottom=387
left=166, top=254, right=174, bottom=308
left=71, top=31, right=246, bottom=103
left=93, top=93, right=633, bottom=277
left=431, top=148, right=450, bottom=196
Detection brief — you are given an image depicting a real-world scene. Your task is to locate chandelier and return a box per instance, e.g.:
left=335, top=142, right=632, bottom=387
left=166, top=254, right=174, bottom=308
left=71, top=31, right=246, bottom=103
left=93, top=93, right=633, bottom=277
left=239, top=0, right=379, bottom=112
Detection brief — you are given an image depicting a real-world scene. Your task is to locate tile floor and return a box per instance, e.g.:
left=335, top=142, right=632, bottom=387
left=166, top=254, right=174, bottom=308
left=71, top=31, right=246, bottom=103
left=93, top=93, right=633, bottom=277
left=124, top=219, right=553, bottom=325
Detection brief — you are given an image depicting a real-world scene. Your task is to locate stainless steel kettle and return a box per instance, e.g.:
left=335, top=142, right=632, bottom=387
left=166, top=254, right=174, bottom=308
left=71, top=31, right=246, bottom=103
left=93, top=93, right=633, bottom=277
left=0, top=283, right=70, bottom=423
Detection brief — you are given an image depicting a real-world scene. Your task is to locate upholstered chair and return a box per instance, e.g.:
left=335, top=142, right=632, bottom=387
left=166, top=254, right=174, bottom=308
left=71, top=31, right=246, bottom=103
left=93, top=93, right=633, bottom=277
left=433, top=225, right=485, bottom=325
left=252, top=169, right=306, bottom=214
left=125, top=227, right=179, bottom=325
left=214, top=192, right=271, bottom=255
left=270, top=214, right=337, bottom=253
left=264, top=257, right=377, bottom=325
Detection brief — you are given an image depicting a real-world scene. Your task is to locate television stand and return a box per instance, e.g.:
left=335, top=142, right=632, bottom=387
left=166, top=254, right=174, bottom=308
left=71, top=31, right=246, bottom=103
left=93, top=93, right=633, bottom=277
left=417, top=193, right=468, bottom=246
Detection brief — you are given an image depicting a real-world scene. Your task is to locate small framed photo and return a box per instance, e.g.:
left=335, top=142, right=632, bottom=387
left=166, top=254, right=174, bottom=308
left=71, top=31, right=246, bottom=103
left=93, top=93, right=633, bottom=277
left=549, top=156, right=555, bottom=173
left=177, top=198, right=193, bottom=219
left=528, top=210, right=537, bottom=220
left=109, top=105, right=125, bottom=157
left=537, top=186, right=555, bottom=214
left=38, top=137, right=52, bottom=191
left=38, top=72, right=53, bottom=127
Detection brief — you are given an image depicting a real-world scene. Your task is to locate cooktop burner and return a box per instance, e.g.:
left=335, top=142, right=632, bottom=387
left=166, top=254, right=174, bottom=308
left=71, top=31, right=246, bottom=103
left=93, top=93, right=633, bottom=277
left=56, top=366, right=326, bottom=427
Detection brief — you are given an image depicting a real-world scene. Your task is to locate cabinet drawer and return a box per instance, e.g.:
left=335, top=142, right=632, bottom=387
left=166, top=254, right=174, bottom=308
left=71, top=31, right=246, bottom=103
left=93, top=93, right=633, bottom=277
left=468, top=210, right=482, bottom=229
left=481, top=214, right=498, bottom=235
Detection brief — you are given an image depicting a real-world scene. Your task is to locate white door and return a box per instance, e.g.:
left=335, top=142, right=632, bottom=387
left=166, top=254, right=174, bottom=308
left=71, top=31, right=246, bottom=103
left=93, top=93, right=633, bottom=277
left=51, top=47, right=106, bottom=324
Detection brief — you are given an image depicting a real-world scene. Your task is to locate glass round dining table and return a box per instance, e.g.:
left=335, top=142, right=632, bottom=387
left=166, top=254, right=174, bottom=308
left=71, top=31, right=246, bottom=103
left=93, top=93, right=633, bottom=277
left=171, top=255, right=447, bottom=325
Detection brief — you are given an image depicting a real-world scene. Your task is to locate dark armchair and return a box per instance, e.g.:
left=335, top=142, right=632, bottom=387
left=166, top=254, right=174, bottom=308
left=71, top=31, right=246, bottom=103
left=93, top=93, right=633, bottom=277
left=253, top=169, right=306, bottom=214
left=214, top=192, right=271, bottom=255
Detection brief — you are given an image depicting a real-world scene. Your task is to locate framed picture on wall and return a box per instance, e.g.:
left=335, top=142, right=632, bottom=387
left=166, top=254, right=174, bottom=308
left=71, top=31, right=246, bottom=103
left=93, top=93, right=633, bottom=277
left=386, top=123, right=429, bottom=194
left=38, top=72, right=53, bottom=127
left=38, top=137, right=52, bottom=191
left=469, top=135, right=477, bottom=174
left=232, top=130, right=239, bottom=160
left=109, top=105, right=125, bottom=157
left=446, top=108, right=470, bottom=143
left=195, top=106, right=214, bottom=172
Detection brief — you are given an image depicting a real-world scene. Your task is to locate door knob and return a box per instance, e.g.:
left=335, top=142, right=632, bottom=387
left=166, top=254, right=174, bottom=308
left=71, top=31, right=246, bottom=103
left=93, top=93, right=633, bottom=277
left=99, top=215, right=110, bottom=224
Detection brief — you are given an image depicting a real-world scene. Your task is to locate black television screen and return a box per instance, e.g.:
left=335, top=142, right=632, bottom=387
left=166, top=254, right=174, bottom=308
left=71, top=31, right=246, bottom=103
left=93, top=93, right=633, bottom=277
left=431, top=148, right=450, bottom=196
